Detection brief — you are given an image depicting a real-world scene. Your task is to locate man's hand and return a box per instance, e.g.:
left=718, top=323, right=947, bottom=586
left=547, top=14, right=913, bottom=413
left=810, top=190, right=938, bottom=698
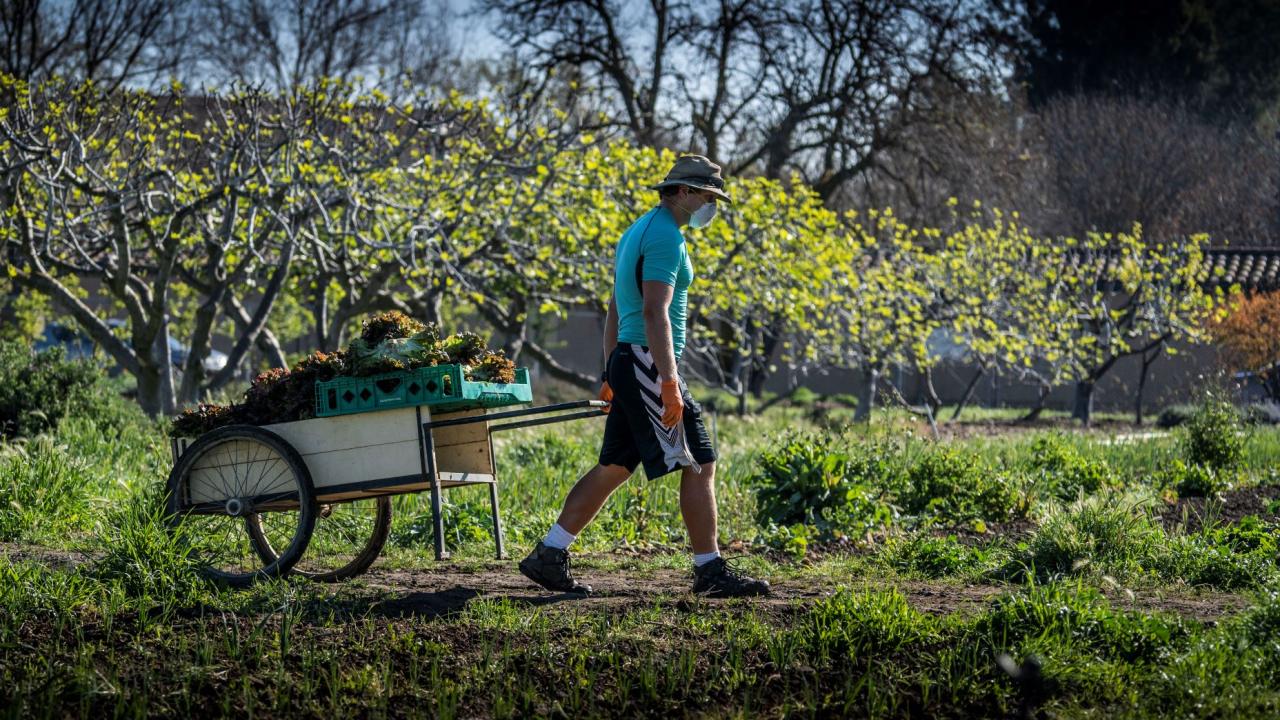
left=598, top=380, right=613, bottom=413
left=660, top=380, right=683, bottom=428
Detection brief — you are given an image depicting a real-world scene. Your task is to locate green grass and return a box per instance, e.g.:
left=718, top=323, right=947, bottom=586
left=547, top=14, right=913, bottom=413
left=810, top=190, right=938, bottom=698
left=4, top=383, right=1280, bottom=716
left=4, top=555, right=1279, bottom=718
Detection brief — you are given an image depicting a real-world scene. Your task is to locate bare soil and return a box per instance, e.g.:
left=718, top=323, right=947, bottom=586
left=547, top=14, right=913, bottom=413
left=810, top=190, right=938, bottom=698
left=1, top=541, right=1254, bottom=622
left=1157, top=484, right=1280, bottom=533
left=341, top=562, right=1248, bottom=622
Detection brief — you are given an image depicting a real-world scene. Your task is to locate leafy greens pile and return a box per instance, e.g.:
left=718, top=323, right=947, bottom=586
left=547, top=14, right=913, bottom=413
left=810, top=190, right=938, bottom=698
left=171, top=312, right=517, bottom=436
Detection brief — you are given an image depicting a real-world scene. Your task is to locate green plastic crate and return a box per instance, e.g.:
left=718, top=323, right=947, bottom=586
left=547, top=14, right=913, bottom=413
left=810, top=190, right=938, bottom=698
left=314, top=365, right=532, bottom=417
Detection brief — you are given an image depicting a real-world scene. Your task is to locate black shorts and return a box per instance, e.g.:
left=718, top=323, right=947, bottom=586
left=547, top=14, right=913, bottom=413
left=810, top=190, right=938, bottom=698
left=598, top=343, right=717, bottom=479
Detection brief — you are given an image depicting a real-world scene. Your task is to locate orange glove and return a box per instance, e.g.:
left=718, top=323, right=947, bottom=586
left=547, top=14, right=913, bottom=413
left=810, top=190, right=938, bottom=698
left=660, top=379, right=684, bottom=428
left=598, top=380, right=613, bottom=413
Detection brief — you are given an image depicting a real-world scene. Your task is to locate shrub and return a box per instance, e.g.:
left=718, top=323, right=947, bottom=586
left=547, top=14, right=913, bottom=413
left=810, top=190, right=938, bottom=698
left=901, top=445, right=1017, bottom=523
left=759, top=523, right=814, bottom=560
left=884, top=533, right=997, bottom=578
left=1161, top=459, right=1231, bottom=497
left=1156, top=404, right=1197, bottom=428
left=751, top=432, right=896, bottom=541
left=979, top=583, right=1190, bottom=663
left=1180, top=396, right=1245, bottom=471
left=1024, top=434, right=1113, bottom=500
left=800, top=588, right=935, bottom=661
left=0, top=340, right=113, bottom=439
left=1025, top=492, right=1166, bottom=579
left=1162, top=537, right=1277, bottom=590
left=1209, top=515, right=1280, bottom=554
left=788, top=386, right=819, bottom=406
left=829, top=393, right=860, bottom=409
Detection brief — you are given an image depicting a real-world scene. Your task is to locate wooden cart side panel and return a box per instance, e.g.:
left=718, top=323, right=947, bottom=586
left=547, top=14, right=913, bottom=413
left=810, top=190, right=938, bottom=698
left=266, top=409, right=422, bottom=490
left=313, top=472, right=495, bottom=503
left=434, top=441, right=493, bottom=475
left=176, top=405, right=495, bottom=494
left=427, top=408, right=494, bottom=476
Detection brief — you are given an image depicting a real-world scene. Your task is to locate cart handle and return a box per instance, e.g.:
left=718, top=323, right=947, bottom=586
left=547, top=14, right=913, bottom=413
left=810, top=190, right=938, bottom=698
left=421, top=399, right=608, bottom=432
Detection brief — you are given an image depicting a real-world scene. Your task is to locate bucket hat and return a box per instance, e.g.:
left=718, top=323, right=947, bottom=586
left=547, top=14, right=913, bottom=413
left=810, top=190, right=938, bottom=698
left=649, top=154, right=732, bottom=203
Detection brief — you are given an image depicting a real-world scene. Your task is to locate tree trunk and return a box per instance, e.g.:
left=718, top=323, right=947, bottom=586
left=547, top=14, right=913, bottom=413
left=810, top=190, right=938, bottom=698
left=135, top=347, right=176, bottom=418
left=1072, top=381, right=1095, bottom=426
left=135, top=367, right=165, bottom=417
left=204, top=240, right=296, bottom=390
left=1134, top=344, right=1164, bottom=425
left=950, top=367, right=985, bottom=421
left=314, top=288, right=331, bottom=351
left=220, top=295, right=289, bottom=369
left=1021, top=384, right=1051, bottom=422
left=502, top=301, right=528, bottom=363
left=178, top=289, right=225, bottom=406
left=155, top=317, right=177, bottom=416
left=733, top=349, right=749, bottom=416
left=920, top=365, right=942, bottom=415
left=854, top=365, right=879, bottom=421
left=748, top=318, right=781, bottom=399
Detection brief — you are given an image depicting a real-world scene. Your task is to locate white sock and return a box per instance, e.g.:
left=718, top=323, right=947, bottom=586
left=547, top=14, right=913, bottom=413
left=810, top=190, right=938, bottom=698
left=693, top=550, right=721, bottom=567
left=542, top=523, right=576, bottom=550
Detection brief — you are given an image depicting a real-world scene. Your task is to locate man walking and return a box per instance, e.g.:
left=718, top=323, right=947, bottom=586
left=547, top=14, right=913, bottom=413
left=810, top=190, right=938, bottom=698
left=519, top=155, right=771, bottom=598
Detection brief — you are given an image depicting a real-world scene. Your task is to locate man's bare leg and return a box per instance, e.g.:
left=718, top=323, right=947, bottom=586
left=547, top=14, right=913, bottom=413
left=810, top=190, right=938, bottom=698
left=680, top=460, right=771, bottom=597
left=519, top=463, right=632, bottom=594
left=555, top=463, right=634, bottom=535
left=679, top=461, right=718, bottom=555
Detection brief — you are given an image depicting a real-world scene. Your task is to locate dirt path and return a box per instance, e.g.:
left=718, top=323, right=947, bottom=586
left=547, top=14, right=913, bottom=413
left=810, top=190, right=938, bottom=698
left=349, top=564, right=1248, bottom=622
left=2, top=542, right=1253, bottom=622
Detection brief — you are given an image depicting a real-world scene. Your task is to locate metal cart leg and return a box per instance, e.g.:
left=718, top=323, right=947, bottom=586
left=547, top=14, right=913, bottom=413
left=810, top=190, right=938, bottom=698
left=487, top=430, right=505, bottom=560
left=417, top=407, right=449, bottom=561
left=488, top=482, right=505, bottom=560
left=427, top=445, right=449, bottom=561
left=417, top=400, right=607, bottom=564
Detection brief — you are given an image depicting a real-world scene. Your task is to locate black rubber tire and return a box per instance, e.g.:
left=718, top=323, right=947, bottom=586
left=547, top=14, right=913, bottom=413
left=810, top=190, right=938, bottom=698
left=248, top=495, right=392, bottom=582
left=165, top=425, right=316, bottom=588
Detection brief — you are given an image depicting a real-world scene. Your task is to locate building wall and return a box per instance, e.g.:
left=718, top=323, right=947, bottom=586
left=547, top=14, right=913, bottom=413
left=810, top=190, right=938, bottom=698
left=532, top=310, right=1228, bottom=414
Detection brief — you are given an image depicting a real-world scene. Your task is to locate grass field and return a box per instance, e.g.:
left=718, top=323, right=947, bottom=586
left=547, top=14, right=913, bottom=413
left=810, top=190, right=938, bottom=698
left=4, top=390, right=1280, bottom=718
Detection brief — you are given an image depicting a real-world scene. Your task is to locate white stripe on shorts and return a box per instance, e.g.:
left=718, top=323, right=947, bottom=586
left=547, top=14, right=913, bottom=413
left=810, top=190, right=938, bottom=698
left=630, top=344, right=701, bottom=474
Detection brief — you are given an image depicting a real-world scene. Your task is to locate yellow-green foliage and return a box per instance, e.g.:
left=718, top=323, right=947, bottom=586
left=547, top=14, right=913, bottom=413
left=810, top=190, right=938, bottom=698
left=0, top=73, right=1218, bottom=415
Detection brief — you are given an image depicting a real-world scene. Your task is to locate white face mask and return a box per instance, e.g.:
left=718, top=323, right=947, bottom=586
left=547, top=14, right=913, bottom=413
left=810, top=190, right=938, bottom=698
left=685, top=195, right=718, bottom=229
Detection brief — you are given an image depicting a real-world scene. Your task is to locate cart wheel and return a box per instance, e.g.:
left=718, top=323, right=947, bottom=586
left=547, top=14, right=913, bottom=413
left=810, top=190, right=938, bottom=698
left=165, top=425, right=316, bottom=587
left=248, top=495, right=391, bottom=582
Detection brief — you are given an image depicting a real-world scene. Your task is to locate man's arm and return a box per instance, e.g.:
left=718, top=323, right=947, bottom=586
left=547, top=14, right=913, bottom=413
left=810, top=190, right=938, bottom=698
left=603, top=294, right=619, bottom=368
left=641, top=281, right=678, bottom=381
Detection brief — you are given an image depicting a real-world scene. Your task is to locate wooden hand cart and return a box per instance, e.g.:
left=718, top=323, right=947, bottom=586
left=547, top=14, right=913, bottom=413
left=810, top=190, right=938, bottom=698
left=166, top=398, right=606, bottom=587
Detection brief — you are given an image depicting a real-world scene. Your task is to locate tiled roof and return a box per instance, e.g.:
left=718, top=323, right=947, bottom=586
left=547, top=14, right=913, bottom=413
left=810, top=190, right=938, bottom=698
left=1202, top=249, right=1280, bottom=291
left=1063, top=248, right=1280, bottom=292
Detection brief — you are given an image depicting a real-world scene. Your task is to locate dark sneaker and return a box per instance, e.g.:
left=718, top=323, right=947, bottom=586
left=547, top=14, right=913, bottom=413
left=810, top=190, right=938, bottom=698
left=518, top=542, right=592, bottom=594
left=692, top=557, right=771, bottom=598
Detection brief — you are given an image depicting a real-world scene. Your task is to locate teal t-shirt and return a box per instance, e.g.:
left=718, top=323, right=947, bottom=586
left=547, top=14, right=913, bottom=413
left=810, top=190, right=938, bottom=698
left=614, top=207, right=693, bottom=359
